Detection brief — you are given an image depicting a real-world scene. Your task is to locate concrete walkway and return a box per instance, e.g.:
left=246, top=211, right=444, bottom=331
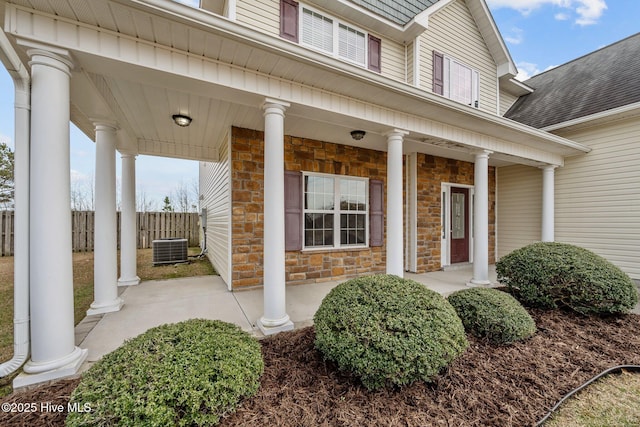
left=76, top=265, right=639, bottom=372
left=75, top=266, right=495, bottom=370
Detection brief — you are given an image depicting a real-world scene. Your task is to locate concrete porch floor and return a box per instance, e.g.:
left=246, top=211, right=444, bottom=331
left=75, top=266, right=496, bottom=371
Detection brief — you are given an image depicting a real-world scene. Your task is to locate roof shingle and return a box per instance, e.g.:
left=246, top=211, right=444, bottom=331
left=505, top=33, right=640, bottom=129
left=348, top=0, right=439, bottom=25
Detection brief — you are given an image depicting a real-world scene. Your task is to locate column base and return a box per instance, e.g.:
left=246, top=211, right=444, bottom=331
left=257, top=316, right=294, bottom=336
left=118, top=276, right=140, bottom=286
left=466, top=279, right=493, bottom=287
left=86, top=297, right=124, bottom=316
left=15, top=347, right=88, bottom=389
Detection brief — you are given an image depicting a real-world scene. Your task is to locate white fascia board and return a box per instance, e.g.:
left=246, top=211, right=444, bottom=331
left=499, top=75, right=534, bottom=97
left=542, top=102, right=640, bottom=132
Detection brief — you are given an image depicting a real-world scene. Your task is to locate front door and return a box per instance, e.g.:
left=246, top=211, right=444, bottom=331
left=450, top=187, right=469, bottom=263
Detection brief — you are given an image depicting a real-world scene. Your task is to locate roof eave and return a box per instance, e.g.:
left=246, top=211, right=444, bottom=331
left=542, top=101, right=640, bottom=132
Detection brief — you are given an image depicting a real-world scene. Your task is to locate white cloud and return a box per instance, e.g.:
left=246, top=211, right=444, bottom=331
left=515, top=62, right=558, bottom=81
left=575, top=0, right=607, bottom=25
left=487, top=0, right=607, bottom=26
left=515, top=62, right=541, bottom=81
left=504, top=27, right=524, bottom=45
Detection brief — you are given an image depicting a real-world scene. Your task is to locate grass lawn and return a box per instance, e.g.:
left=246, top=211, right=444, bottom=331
left=0, top=248, right=215, bottom=396
left=546, top=369, right=640, bottom=427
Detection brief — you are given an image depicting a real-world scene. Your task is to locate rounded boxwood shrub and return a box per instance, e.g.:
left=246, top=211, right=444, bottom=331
left=447, top=288, right=536, bottom=344
left=66, top=319, right=263, bottom=427
left=313, top=274, right=468, bottom=391
left=496, top=242, right=638, bottom=315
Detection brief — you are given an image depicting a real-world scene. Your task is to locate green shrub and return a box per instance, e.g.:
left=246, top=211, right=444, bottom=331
left=313, top=275, right=468, bottom=391
left=447, top=288, right=536, bottom=344
left=496, top=242, right=638, bottom=315
left=66, top=319, right=263, bottom=427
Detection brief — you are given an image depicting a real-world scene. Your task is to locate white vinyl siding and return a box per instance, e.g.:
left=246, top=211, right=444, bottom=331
left=199, top=132, right=232, bottom=286
left=496, top=165, right=542, bottom=259
left=380, top=38, right=406, bottom=82
left=499, top=90, right=519, bottom=116
left=497, top=117, right=640, bottom=280
left=553, top=117, right=640, bottom=279
left=406, top=41, right=415, bottom=85
left=236, top=0, right=280, bottom=35
left=418, top=0, right=498, bottom=114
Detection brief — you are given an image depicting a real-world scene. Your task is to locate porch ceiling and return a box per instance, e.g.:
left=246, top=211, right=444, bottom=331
left=3, top=0, right=590, bottom=167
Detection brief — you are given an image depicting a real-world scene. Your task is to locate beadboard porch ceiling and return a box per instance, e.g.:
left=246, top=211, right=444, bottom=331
left=3, top=0, right=589, bottom=166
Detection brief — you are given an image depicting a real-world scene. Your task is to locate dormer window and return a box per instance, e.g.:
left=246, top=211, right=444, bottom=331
left=280, top=0, right=381, bottom=72
left=433, top=51, right=480, bottom=108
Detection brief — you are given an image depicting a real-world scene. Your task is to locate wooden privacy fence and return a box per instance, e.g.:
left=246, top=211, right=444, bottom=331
left=1, top=211, right=200, bottom=256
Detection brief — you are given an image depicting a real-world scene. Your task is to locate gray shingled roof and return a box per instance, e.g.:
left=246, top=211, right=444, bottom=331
left=348, top=0, right=440, bottom=25
left=505, top=33, right=640, bottom=129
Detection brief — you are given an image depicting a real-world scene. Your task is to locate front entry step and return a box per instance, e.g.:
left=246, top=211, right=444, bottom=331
left=442, top=262, right=473, bottom=272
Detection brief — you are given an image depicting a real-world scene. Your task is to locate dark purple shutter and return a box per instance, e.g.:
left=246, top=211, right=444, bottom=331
left=433, top=51, right=444, bottom=95
left=284, top=170, right=303, bottom=251
left=368, top=35, right=382, bottom=73
left=280, top=0, right=299, bottom=43
left=369, top=179, right=384, bottom=247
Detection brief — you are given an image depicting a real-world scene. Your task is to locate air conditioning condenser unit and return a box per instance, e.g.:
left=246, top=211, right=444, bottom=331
left=152, top=238, right=188, bottom=265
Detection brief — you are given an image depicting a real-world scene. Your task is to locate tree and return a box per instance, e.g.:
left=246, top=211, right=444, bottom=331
left=136, top=188, right=157, bottom=212
left=171, top=178, right=200, bottom=213
left=69, top=173, right=94, bottom=211
left=162, top=196, right=174, bottom=212
left=0, top=142, right=14, bottom=208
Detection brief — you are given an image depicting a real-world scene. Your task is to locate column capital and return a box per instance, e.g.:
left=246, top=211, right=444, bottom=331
left=261, top=98, right=290, bottom=115
left=539, top=164, right=559, bottom=171
left=18, top=40, right=73, bottom=76
left=91, top=118, right=119, bottom=132
left=119, top=151, right=138, bottom=159
left=384, top=129, right=409, bottom=139
left=473, top=149, right=493, bottom=159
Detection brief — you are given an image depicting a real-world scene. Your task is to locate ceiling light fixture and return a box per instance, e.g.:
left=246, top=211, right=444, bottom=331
left=350, top=130, right=366, bottom=140
left=172, top=114, right=192, bottom=127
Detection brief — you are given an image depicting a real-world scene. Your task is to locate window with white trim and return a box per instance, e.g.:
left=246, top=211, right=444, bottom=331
left=300, top=5, right=367, bottom=66
left=280, top=1, right=381, bottom=71
left=444, top=56, right=479, bottom=108
left=303, top=173, right=368, bottom=249
left=433, top=52, right=480, bottom=108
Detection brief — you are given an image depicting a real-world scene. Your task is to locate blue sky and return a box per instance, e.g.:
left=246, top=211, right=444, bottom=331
left=1, top=0, right=638, bottom=206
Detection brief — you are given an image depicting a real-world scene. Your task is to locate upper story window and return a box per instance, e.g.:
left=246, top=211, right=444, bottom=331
left=280, top=0, right=381, bottom=72
left=433, top=51, right=480, bottom=108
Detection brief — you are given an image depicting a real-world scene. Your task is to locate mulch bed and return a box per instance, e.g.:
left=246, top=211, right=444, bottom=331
left=2, top=309, right=639, bottom=426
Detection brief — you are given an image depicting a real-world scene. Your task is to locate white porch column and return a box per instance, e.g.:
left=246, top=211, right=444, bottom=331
left=18, top=45, right=87, bottom=386
left=0, top=71, right=30, bottom=378
left=469, top=150, right=492, bottom=286
left=541, top=165, right=557, bottom=242
left=118, top=153, right=140, bottom=286
left=258, top=98, right=293, bottom=335
left=385, top=129, right=408, bottom=276
left=87, top=123, right=123, bottom=315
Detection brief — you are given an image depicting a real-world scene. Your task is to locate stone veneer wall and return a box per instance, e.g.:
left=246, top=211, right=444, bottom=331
left=230, top=127, right=388, bottom=288
left=415, top=154, right=496, bottom=273
left=230, top=127, right=496, bottom=289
